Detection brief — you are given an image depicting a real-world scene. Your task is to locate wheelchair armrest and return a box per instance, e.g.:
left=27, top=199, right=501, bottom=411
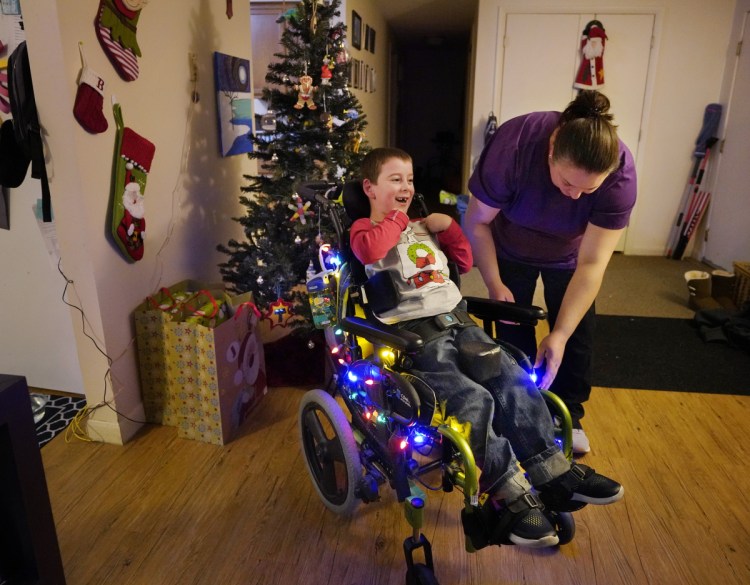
left=340, top=316, right=425, bottom=353
left=464, top=296, right=547, bottom=326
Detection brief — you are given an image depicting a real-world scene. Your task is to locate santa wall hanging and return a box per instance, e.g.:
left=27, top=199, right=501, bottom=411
left=573, top=20, right=607, bottom=90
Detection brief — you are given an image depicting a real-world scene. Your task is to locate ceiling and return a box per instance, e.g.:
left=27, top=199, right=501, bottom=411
left=375, top=0, right=478, bottom=44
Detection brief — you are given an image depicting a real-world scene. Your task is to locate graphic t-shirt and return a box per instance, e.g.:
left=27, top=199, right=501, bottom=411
left=350, top=211, right=471, bottom=324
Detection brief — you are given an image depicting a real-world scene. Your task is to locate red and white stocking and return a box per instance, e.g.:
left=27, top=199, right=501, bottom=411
left=73, top=43, right=108, bottom=133
left=95, top=0, right=146, bottom=82
left=110, top=102, right=155, bottom=262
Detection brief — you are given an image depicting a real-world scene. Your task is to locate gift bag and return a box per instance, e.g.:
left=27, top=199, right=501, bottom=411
left=134, top=281, right=267, bottom=445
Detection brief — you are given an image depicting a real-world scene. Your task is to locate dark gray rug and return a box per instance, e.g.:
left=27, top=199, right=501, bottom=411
left=35, top=395, right=87, bottom=448
left=592, top=315, right=750, bottom=394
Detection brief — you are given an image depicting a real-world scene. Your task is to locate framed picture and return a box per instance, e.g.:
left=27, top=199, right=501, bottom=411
left=364, top=25, right=371, bottom=51
left=368, top=27, right=376, bottom=54
left=351, top=10, right=362, bottom=50
left=213, top=52, right=254, bottom=157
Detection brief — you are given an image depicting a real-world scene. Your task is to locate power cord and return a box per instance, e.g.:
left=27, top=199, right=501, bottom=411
left=57, top=259, right=149, bottom=441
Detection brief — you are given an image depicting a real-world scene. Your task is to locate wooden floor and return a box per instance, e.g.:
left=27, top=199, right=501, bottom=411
left=41, top=384, right=750, bottom=585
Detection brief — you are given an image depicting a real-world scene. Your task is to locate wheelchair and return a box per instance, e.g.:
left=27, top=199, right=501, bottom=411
left=296, top=181, right=576, bottom=585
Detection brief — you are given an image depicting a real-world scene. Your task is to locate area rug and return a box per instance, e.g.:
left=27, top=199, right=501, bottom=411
left=35, top=395, right=87, bottom=448
left=592, top=315, right=750, bottom=394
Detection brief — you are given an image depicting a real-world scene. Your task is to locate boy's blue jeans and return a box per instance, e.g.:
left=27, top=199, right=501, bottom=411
left=409, top=324, right=570, bottom=498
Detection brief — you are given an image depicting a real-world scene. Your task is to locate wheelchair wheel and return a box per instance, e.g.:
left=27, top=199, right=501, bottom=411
left=551, top=511, right=576, bottom=545
left=299, top=389, right=361, bottom=515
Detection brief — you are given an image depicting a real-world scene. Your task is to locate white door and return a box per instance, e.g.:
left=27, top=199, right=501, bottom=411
left=703, top=13, right=750, bottom=270
left=499, top=13, right=655, bottom=251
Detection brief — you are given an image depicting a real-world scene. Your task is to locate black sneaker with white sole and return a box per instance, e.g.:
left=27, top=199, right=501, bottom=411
left=492, top=493, right=560, bottom=548
left=536, top=463, right=624, bottom=512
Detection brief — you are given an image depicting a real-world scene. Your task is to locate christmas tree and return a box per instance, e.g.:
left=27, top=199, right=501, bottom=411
left=218, top=0, right=368, bottom=327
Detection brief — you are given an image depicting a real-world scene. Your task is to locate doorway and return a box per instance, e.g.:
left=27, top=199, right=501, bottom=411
left=394, top=36, right=470, bottom=220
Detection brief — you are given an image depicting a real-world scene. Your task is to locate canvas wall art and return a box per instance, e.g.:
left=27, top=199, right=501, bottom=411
left=214, top=51, right=253, bottom=156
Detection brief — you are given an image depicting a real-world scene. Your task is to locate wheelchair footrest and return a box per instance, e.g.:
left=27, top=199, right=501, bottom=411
left=461, top=506, right=495, bottom=551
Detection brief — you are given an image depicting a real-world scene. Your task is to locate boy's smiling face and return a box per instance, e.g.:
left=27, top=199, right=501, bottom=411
left=363, top=157, right=415, bottom=222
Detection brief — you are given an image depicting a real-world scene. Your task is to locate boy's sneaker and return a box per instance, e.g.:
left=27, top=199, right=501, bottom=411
left=572, top=428, right=591, bottom=455
left=491, top=493, right=560, bottom=548
left=536, top=463, right=624, bottom=512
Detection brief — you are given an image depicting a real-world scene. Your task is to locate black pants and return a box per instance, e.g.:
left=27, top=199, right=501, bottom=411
left=494, top=258, right=596, bottom=425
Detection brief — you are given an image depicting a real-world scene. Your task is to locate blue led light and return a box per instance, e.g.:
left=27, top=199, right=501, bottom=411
left=530, top=371, right=538, bottom=384
left=347, top=371, right=359, bottom=382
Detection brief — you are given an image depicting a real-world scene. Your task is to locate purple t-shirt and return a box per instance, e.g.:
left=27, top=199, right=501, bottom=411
left=469, top=111, right=637, bottom=269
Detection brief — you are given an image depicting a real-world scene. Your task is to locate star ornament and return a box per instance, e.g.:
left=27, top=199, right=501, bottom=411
left=288, top=194, right=314, bottom=225
left=263, top=298, right=294, bottom=328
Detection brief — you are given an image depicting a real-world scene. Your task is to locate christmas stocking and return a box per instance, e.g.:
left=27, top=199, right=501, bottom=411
left=95, top=0, right=145, bottom=82
left=110, top=102, right=155, bottom=262
left=73, top=43, right=108, bottom=133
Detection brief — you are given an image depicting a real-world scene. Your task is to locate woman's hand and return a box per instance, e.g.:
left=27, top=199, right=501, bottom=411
left=424, top=213, right=453, bottom=233
left=533, top=330, right=567, bottom=389
left=488, top=283, right=516, bottom=303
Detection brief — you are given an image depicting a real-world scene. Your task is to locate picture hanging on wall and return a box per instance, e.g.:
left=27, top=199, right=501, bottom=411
left=351, top=11, right=362, bottom=50
left=213, top=51, right=254, bottom=157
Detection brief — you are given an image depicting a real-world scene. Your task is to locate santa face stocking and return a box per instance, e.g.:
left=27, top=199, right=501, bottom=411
left=110, top=102, right=155, bottom=262
left=73, top=43, right=108, bottom=133
left=95, top=0, right=146, bottom=82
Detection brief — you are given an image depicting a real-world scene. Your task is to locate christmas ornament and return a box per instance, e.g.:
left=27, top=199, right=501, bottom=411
left=261, top=110, right=277, bottom=132
left=294, top=74, right=317, bottom=109
left=257, top=276, right=264, bottom=285
left=574, top=20, right=607, bottom=90
left=335, top=48, right=349, bottom=65
left=294, top=235, right=302, bottom=244
left=350, top=131, right=364, bottom=153
left=288, top=194, right=314, bottom=224
left=271, top=153, right=279, bottom=162
left=325, top=140, right=333, bottom=150
left=95, top=0, right=146, bottom=82
left=320, top=111, right=333, bottom=130
left=73, top=43, right=108, bottom=134
left=320, top=62, right=333, bottom=85
left=110, top=101, right=155, bottom=262
left=263, top=297, right=293, bottom=329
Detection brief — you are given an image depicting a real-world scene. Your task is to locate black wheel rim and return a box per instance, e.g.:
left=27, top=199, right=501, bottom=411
left=301, top=403, right=350, bottom=505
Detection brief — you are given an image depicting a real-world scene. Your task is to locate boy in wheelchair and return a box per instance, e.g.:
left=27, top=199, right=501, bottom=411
left=351, top=147, right=624, bottom=548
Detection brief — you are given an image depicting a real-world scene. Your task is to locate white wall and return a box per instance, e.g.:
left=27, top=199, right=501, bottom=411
left=0, top=14, right=84, bottom=393
left=17, top=0, right=254, bottom=443
left=342, top=0, right=391, bottom=148
left=470, top=0, right=735, bottom=257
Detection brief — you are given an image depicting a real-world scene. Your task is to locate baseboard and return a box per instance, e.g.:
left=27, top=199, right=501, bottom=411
left=86, top=406, right=145, bottom=445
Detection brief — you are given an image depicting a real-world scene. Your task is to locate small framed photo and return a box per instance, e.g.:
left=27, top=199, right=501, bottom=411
left=364, top=25, right=371, bottom=51
left=368, top=27, right=376, bottom=54
left=351, top=11, right=362, bottom=50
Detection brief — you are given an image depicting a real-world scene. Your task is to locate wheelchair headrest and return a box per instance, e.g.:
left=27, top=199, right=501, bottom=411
left=342, top=180, right=428, bottom=222
left=342, top=180, right=371, bottom=222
